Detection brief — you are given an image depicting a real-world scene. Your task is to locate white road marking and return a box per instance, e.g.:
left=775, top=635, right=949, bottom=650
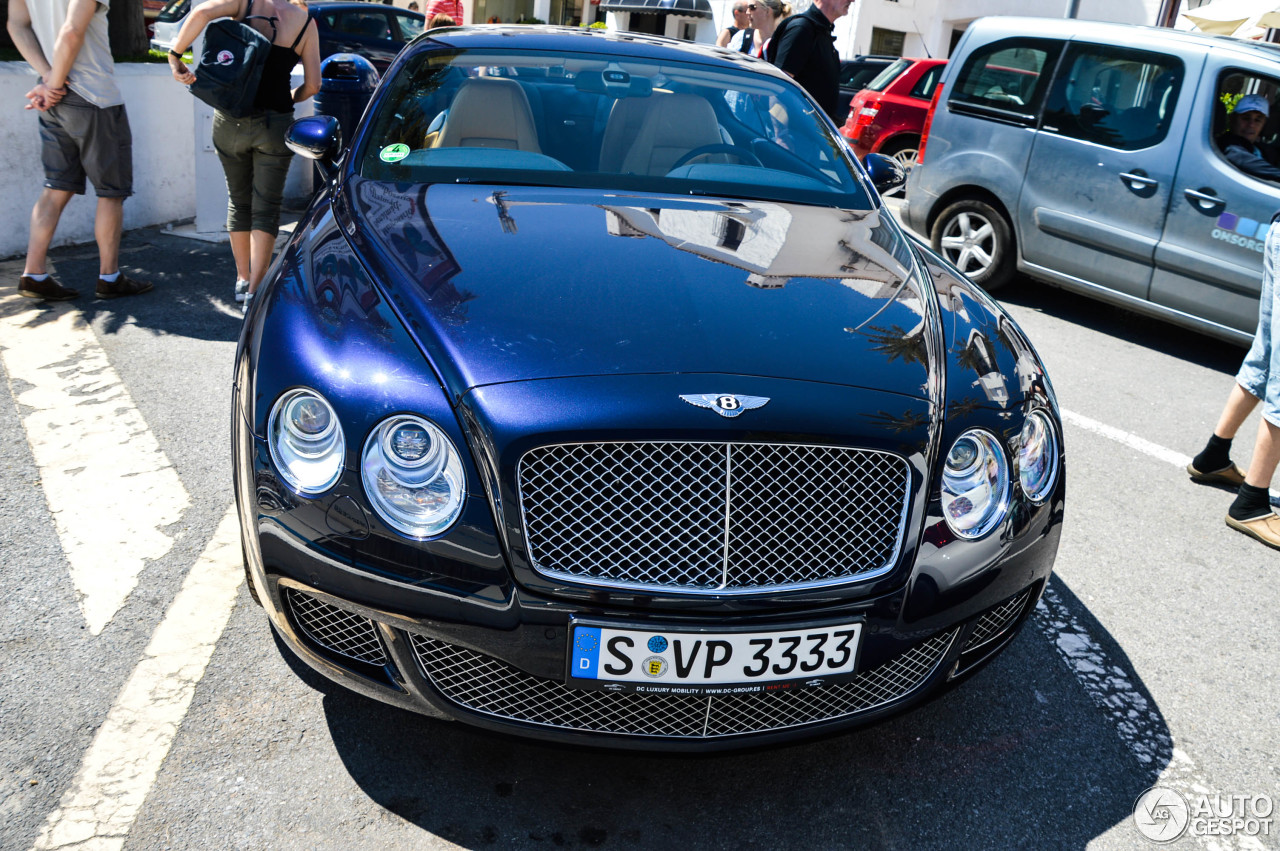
left=1060, top=408, right=1193, bottom=469
left=1060, top=407, right=1279, bottom=502
left=0, top=294, right=191, bottom=634
left=31, top=506, right=243, bottom=851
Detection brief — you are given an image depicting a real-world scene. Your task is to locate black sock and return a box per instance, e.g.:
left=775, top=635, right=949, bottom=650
left=1229, top=483, right=1272, bottom=521
left=1193, top=434, right=1233, bottom=473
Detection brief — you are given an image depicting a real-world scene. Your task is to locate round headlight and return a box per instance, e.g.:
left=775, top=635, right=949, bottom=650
left=268, top=389, right=345, bottom=495
left=1017, top=411, right=1059, bottom=504
left=362, top=415, right=465, bottom=538
left=941, top=429, right=1009, bottom=539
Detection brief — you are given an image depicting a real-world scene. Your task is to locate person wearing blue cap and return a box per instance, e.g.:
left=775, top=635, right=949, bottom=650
left=1218, top=92, right=1280, bottom=183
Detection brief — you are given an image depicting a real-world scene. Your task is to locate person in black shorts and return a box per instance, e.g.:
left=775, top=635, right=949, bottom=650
left=7, top=0, right=152, bottom=301
left=768, top=0, right=853, bottom=124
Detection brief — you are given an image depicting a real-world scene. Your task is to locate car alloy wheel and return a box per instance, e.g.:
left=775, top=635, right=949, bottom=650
left=931, top=198, right=1015, bottom=291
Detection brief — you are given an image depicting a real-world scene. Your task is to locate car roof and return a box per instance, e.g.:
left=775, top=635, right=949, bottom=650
left=971, top=15, right=1280, bottom=64
left=309, top=1, right=424, bottom=13
left=403, top=24, right=794, bottom=81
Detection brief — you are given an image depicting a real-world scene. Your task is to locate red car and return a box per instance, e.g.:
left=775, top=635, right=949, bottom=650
left=841, top=57, right=946, bottom=185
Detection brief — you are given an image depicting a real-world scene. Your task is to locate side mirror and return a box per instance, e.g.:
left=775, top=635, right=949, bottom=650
left=863, top=152, right=906, bottom=196
left=286, top=115, right=343, bottom=177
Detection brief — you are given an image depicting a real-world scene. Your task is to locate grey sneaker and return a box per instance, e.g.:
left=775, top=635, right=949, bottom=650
left=96, top=273, right=153, bottom=299
left=242, top=291, right=254, bottom=316
left=235, top=278, right=249, bottom=303
left=18, top=274, right=79, bottom=301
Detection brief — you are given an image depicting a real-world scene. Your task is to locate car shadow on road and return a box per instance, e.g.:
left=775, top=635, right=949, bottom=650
left=308, top=577, right=1167, bottom=849
left=995, top=276, right=1246, bottom=374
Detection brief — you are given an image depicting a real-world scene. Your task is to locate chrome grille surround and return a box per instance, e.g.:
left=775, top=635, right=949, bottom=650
left=963, top=589, right=1031, bottom=652
left=518, top=441, right=911, bottom=594
left=285, top=588, right=388, bottom=666
left=409, top=629, right=956, bottom=739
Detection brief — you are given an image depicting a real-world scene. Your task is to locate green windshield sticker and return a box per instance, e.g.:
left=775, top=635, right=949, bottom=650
left=380, top=144, right=410, bottom=163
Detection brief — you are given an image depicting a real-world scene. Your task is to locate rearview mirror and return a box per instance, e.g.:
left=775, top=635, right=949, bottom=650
left=863, top=152, right=906, bottom=195
left=286, top=115, right=343, bottom=177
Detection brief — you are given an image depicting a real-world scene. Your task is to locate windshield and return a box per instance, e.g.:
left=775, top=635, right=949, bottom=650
left=356, top=48, right=870, bottom=207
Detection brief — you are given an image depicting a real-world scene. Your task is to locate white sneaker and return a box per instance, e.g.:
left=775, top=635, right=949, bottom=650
left=235, top=279, right=249, bottom=303
left=242, top=291, right=254, bottom=316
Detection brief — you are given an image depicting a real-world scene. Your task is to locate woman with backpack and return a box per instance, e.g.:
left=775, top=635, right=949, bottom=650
left=167, top=0, right=321, bottom=314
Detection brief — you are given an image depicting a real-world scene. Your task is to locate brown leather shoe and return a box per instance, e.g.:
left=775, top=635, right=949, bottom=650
left=1225, top=512, right=1280, bottom=550
left=18, top=274, right=79, bottom=301
left=1187, top=461, right=1247, bottom=487
left=96, top=273, right=153, bottom=299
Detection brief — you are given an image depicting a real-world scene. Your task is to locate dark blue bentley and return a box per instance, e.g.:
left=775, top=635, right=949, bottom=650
left=233, top=26, right=1065, bottom=749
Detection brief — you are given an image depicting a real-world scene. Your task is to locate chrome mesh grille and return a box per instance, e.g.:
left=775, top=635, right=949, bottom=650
left=285, top=588, right=388, bottom=666
left=410, top=630, right=955, bottom=739
left=519, top=442, right=910, bottom=591
left=963, top=589, right=1031, bottom=652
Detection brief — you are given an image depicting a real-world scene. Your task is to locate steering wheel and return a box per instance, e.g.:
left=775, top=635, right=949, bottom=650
left=670, top=144, right=763, bottom=170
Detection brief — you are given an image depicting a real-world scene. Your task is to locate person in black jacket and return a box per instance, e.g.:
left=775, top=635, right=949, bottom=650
left=768, top=0, right=851, bottom=123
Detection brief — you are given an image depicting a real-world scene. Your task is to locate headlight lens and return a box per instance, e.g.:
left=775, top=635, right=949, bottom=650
left=941, top=429, right=1009, bottom=539
left=1017, top=411, right=1059, bottom=504
left=361, top=415, right=465, bottom=538
left=268, top=389, right=345, bottom=495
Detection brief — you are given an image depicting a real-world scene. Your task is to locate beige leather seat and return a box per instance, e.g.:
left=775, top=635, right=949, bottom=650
left=619, top=93, right=723, bottom=176
left=598, top=96, right=654, bottom=173
left=435, top=78, right=540, bottom=152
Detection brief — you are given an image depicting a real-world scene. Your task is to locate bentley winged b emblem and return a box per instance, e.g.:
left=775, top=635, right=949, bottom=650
left=679, top=394, right=770, bottom=418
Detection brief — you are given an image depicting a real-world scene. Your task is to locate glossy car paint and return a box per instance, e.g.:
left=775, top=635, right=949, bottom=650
left=310, top=1, right=425, bottom=72
left=234, top=28, right=1065, bottom=749
left=841, top=58, right=946, bottom=161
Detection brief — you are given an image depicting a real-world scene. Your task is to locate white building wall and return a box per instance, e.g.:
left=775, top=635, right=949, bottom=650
left=1, top=61, right=314, bottom=260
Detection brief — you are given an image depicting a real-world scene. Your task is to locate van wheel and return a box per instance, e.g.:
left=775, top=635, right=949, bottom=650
left=880, top=138, right=919, bottom=197
left=931, top=199, right=1015, bottom=291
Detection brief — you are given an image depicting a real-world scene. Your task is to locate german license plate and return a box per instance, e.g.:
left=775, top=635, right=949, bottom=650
left=566, top=620, right=862, bottom=695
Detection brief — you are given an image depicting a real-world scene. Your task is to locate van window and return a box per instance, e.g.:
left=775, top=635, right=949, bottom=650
left=1042, top=44, right=1182, bottom=151
left=949, top=38, right=1060, bottom=118
left=1212, top=70, right=1280, bottom=184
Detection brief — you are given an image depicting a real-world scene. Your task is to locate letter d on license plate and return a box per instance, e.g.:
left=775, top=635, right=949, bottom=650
left=566, top=620, right=862, bottom=695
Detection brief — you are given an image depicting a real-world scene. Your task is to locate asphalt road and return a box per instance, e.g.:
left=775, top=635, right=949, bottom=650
left=0, top=209, right=1276, bottom=851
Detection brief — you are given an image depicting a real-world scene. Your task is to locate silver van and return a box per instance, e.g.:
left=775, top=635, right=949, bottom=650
left=902, top=17, right=1280, bottom=346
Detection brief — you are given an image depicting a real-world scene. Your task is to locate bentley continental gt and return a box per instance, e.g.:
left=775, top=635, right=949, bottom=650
left=233, top=26, right=1065, bottom=750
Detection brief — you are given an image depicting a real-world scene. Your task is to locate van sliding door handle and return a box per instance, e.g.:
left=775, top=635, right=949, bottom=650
left=1184, top=188, right=1226, bottom=211
left=1120, top=171, right=1158, bottom=189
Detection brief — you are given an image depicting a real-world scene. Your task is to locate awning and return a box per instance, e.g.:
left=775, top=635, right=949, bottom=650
left=598, top=0, right=713, bottom=18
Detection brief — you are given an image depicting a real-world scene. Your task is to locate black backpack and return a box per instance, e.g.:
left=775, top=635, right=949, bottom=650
left=189, top=0, right=277, bottom=118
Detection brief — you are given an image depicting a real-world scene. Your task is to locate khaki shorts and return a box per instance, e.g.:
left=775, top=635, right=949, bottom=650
left=39, top=91, right=133, bottom=198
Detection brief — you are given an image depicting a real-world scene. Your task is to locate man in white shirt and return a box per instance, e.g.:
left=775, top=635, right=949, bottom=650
left=7, top=0, right=151, bottom=300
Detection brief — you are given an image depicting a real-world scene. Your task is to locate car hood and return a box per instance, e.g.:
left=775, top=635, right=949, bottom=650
left=344, top=178, right=936, bottom=402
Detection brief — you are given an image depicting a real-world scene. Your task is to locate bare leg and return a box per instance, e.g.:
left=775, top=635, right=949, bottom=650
left=95, top=197, right=124, bottom=276
left=246, top=230, right=276, bottom=294
left=228, top=231, right=252, bottom=285
left=23, top=188, right=75, bottom=275
left=1245, top=417, right=1280, bottom=489
left=1213, top=383, right=1260, bottom=440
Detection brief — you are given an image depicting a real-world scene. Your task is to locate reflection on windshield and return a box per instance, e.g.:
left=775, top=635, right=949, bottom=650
left=357, top=48, right=868, bottom=206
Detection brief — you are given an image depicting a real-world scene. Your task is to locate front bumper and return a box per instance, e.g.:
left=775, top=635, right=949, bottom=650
left=245, top=503, right=1055, bottom=750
